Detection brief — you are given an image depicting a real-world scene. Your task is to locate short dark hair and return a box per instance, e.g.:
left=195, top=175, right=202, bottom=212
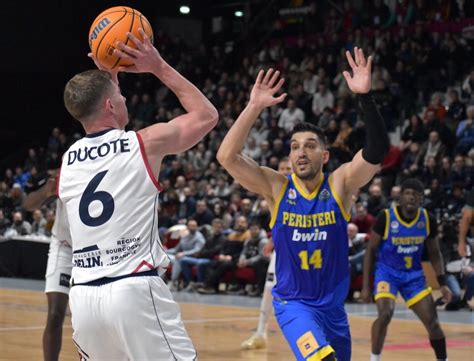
left=290, top=122, right=328, bottom=147
left=401, top=178, right=424, bottom=195
left=64, top=70, right=113, bottom=121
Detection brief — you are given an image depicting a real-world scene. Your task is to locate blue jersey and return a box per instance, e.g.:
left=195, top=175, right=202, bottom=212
left=377, top=207, right=430, bottom=271
left=271, top=173, right=350, bottom=305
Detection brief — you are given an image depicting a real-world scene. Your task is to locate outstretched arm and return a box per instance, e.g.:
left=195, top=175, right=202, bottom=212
left=114, top=29, right=218, bottom=172
left=332, top=48, right=390, bottom=209
left=217, top=69, right=287, bottom=200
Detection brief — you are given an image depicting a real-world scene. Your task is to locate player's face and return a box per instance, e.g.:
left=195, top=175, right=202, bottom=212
left=399, top=189, right=422, bottom=213
left=109, top=83, right=129, bottom=129
left=278, top=160, right=293, bottom=176
left=289, top=132, right=328, bottom=180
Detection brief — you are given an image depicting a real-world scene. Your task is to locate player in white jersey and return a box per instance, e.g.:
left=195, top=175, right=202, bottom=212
left=23, top=172, right=72, bottom=361
left=241, top=157, right=292, bottom=350
left=57, top=29, right=218, bottom=360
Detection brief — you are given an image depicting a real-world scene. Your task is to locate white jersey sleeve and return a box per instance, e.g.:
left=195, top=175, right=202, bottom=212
left=58, top=129, right=169, bottom=284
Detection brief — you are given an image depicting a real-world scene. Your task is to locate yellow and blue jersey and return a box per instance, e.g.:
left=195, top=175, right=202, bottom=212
left=270, top=172, right=350, bottom=306
left=374, top=207, right=433, bottom=307
left=378, top=207, right=430, bottom=271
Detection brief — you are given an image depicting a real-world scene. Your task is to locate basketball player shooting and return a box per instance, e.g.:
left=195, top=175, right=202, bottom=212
left=217, top=47, right=389, bottom=361
left=57, top=29, right=218, bottom=360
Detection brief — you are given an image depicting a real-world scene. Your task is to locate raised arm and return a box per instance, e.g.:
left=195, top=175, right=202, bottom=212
left=331, top=48, right=390, bottom=209
left=114, top=29, right=218, bottom=172
left=217, top=69, right=287, bottom=201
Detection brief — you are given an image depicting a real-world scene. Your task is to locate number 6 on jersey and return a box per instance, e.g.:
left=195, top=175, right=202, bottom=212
left=79, top=170, right=115, bottom=227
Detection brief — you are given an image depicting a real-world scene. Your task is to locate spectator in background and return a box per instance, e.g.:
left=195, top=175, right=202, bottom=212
left=5, top=211, right=31, bottom=237
left=352, top=202, right=376, bottom=234
left=455, top=107, right=474, bottom=155
left=367, top=184, right=388, bottom=217
left=192, top=200, right=214, bottom=226
left=418, top=131, right=446, bottom=167
left=10, top=184, right=26, bottom=213
left=400, top=114, right=427, bottom=151
left=368, top=0, right=392, bottom=28
left=347, top=223, right=367, bottom=281
left=278, top=99, right=305, bottom=132
left=197, top=216, right=250, bottom=294
left=0, top=209, right=11, bottom=235
left=167, top=219, right=206, bottom=291
left=312, top=83, right=334, bottom=119
left=236, top=223, right=270, bottom=296
left=180, top=218, right=226, bottom=290
left=388, top=185, right=401, bottom=208
left=446, top=89, right=466, bottom=126
left=31, top=209, right=47, bottom=235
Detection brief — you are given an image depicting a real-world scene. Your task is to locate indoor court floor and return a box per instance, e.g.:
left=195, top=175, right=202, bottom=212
left=1, top=278, right=472, bottom=360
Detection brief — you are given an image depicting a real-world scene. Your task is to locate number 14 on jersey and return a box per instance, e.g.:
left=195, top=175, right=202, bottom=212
left=298, top=249, right=323, bottom=270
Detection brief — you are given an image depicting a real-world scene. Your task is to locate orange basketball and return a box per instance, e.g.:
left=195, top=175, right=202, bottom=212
left=89, top=6, right=154, bottom=70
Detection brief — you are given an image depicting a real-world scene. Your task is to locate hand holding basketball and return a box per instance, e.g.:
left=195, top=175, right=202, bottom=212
left=89, top=6, right=154, bottom=70
left=114, top=29, right=164, bottom=74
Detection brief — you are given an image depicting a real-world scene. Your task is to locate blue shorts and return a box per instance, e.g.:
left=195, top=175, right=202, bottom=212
left=374, top=263, right=431, bottom=307
left=273, top=299, right=351, bottom=361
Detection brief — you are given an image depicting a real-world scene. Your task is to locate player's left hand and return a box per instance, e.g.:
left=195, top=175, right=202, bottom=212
left=342, top=47, right=372, bottom=94
left=249, top=69, right=287, bottom=110
left=440, top=286, right=453, bottom=304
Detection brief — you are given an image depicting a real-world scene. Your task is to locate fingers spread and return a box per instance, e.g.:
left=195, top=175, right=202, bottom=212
left=346, top=51, right=357, bottom=69
left=272, top=78, right=285, bottom=93
left=255, top=69, right=264, bottom=84
left=359, top=48, right=366, bottom=67
left=263, top=68, right=274, bottom=84
left=127, top=31, right=145, bottom=50
left=268, top=70, right=281, bottom=88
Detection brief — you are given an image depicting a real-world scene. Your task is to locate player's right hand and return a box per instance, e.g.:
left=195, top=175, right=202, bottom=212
left=249, top=69, right=287, bottom=110
left=361, top=287, right=372, bottom=303
left=114, top=28, right=163, bottom=74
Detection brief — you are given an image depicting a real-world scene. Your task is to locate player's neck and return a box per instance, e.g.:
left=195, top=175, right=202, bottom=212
left=294, top=171, right=323, bottom=194
left=82, top=117, right=121, bottom=135
left=397, top=206, right=418, bottom=222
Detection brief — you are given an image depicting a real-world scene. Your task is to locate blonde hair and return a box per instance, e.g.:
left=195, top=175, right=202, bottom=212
left=63, top=70, right=113, bottom=121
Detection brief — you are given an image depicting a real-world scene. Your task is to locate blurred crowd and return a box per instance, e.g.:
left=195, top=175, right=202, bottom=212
left=1, top=0, right=473, bottom=303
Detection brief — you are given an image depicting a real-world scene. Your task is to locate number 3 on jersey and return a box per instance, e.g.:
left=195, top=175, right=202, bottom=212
left=298, top=249, right=322, bottom=270
left=79, top=170, right=115, bottom=227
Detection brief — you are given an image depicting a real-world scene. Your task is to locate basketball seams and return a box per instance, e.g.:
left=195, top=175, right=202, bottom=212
left=110, top=7, right=137, bottom=70
left=93, top=8, right=128, bottom=66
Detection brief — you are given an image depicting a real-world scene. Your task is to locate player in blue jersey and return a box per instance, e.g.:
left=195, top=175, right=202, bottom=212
left=362, top=178, right=452, bottom=361
left=217, top=47, right=389, bottom=361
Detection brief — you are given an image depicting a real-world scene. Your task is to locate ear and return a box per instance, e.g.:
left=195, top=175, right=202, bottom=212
left=322, top=149, right=330, bottom=165
left=105, top=98, right=114, bottom=112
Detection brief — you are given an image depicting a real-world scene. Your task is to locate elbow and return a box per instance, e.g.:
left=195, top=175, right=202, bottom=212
left=216, top=148, right=230, bottom=167
left=204, top=105, right=219, bottom=128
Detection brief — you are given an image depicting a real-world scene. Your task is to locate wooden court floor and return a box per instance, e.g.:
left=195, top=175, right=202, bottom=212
left=0, top=288, right=472, bottom=360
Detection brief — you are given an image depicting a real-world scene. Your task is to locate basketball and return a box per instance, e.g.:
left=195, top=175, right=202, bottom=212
left=88, top=6, right=154, bottom=70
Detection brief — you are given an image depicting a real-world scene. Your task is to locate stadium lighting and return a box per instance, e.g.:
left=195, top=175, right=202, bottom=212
left=180, top=6, right=190, bottom=14
left=234, top=10, right=244, bottom=17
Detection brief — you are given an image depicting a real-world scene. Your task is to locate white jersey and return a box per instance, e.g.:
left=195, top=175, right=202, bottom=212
left=58, top=128, right=169, bottom=284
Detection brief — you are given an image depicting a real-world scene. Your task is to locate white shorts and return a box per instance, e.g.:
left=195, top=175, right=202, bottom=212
left=69, top=275, right=196, bottom=360
left=45, top=237, right=73, bottom=295
left=265, top=250, right=277, bottom=288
